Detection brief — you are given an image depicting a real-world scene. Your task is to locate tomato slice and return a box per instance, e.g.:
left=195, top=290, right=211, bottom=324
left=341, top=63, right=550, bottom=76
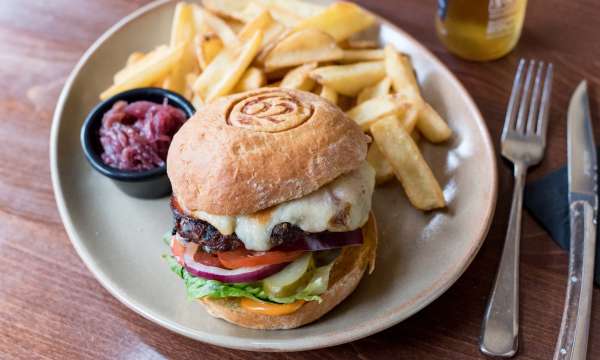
left=193, top=250, right=222, bottom=268
left=217, top=249, right=305, bottom=269
left=171, top=238, right=185, bottom=265
left=171, top=239, right=222, bottom=267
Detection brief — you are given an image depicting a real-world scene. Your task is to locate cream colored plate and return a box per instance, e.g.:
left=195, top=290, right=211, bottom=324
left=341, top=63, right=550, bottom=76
left=50, top=0, right=497, bottom=352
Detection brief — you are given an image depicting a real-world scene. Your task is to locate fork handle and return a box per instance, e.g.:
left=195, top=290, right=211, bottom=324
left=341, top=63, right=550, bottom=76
left=553, top=201, right=596, bottom=360
left=480, top=162, right=526, bottom=357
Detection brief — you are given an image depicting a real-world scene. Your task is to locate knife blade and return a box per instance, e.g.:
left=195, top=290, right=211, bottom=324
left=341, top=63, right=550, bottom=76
left=568, top=81, right=597, bottom=206
left=554, top=80, right=597, bottom=360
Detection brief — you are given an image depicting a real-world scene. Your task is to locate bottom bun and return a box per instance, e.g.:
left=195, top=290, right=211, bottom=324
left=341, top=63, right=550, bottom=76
left=200, top=213, right=378, bottom=330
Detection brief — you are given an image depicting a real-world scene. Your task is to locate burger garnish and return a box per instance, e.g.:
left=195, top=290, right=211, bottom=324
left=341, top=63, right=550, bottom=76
left=164, top=88, right=378, bottom=329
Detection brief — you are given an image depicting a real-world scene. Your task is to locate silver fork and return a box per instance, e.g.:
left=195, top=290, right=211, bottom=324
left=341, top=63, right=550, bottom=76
left=480, top=59, right=554, bottom=357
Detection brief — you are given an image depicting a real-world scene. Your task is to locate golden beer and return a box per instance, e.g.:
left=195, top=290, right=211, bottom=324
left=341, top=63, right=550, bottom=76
left=436, top=0, right=527, bottom=61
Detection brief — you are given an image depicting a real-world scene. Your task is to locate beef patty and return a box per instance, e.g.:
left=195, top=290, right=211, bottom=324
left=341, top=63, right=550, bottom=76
left=171, top=197, right=310, bottom=253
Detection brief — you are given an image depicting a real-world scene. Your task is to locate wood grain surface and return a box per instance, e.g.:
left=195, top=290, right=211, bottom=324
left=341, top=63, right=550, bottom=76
left=1, top=0, right=599, bottom=359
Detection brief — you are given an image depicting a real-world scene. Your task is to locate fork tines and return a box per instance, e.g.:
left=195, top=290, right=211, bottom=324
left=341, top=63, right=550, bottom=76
left=502, top=59, right=554, bottom=141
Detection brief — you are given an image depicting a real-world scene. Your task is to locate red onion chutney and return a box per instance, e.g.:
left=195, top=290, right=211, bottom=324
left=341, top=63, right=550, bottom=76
left=99, top=100, right=186, bottom=171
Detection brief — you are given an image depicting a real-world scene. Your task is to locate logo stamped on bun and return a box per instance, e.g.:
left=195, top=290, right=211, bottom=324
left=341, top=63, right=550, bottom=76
left=227, top=91, right=314, bottom=132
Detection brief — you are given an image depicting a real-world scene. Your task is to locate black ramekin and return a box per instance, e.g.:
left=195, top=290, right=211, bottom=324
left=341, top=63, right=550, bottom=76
left=80, top=87, right=195, bottom=199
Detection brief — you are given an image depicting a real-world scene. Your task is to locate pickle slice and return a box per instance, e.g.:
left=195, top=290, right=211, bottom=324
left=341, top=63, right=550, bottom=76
left=263, top=253, right=315, bottom=298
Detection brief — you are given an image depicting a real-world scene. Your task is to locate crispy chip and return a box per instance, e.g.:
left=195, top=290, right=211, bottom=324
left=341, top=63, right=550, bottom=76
left=371, top=116, right=446, bottom=210
left=264, top=29, right=343, bottom=70
left=193, top=30, right=263, bottom=101
left=310, top=61, right=385, bottom=96
left=233, top=66, right=266, bottom=92
left=319, top=85, right=338, bottom=105
left=280, top=63, right=318, bottom=91
left=357, top=77, right=392, bottom=104
left=295, top=2, right=376, bottom=42
left=367, top=142, right=394, bottom=185
left=193, top=6, right=239, bottom=47
left=346, top=94, right=407, bottom=131
left=194, top=32, right=223, bottom=70
left=101, top=44, right=185, bottom=100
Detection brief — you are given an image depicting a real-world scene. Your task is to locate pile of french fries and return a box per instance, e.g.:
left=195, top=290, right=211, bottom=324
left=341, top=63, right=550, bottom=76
left=100, top=0, right=452, bottom=211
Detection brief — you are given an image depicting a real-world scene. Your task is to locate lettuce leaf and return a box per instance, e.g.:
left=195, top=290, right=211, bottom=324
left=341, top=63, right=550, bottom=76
left=163, top=254, right=329, bottom=304
left=162, top=231, right=172, bottom=246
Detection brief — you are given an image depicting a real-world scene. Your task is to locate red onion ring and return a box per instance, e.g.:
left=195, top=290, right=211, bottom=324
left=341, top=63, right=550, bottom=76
left=183, top=243, right=289, bottom=283
left=272, top=228, right=363, bottom=252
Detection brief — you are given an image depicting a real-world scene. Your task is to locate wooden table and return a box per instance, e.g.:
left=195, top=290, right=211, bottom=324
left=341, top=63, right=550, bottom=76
left=1, top=0, right=599, bottom=358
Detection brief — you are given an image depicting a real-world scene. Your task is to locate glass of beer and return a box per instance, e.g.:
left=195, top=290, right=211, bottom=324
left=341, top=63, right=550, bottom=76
left=436, top=0, right=528, bottom=61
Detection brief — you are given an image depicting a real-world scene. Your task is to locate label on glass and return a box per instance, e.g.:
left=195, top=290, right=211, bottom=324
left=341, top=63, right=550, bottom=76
left=487, top=0, right=519, bottom=38
left=438, top=0, right=448, bottom=20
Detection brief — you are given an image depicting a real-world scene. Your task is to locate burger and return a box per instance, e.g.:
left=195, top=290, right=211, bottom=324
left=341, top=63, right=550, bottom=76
left=164, top=87, right=377, bottom=330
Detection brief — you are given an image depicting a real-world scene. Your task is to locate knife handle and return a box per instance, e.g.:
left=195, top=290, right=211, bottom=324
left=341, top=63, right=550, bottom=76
left=553, top=200, right=596, bottom=360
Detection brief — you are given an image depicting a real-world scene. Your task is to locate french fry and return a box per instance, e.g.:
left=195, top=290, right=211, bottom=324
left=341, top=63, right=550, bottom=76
left=340, top=49, right=385, bottom=63
left=385, top=45, right=452, bottom=142
left=193, top=6, right=239, bottom=47
left=342, top=39, right=380, bottom=49
left=247, top=0, right=304, bottom=27
left=357, top=77, right=391, bottom=104
left=260, top=22, right=287, bottom=52
left=384, top=45, right=420, bottom=102
left=101, top=44, right=184, bottom=100
left=233, top=66, right=266, bottom=92
left=280, top=63, right=317, bottom=91
left=255, top=0, right=324, bottom=19
left=256, top=28, right=291, bottom=65
left=236, top=2, right=265, bottom=23
left=370, top=116, right=446, bottom=210
left=203, top=0, right=314, bottom=28
left=225, top=0, right=301, bottom=26
left=193, top=30, right=263, bottom=101
left=226, top=19, right=244, bottom=33
left=165, top=2, right=197, bottom=95
left=185, top=72, right=199, bottom=100
left=190, top=4, right=212, bottom=35
left=113, top=45, right=169, bottom=84
left=170, top=3, right=195, bottom=46
left=239, top=10, right=286, bottom=55
left=126, top=52, right=146, bottom=66
left=161, top=77, right=172, bottom=90
left=264, top=29, right=343, bottom=70
left=239, top=10, right=273, bottom=41
left=194, top=33, right=223, bottom=70
left=401, top=107, right=419, bottom=134
left=192, top=94, right=203, bottom=109
left=367, top=143, right=394, bottom=185
left=417, top=102, right=452, bottom=142
left=266, top=10, right=301, bottom=27
left=295, top=2, right=376, bottom=42
left=202, top=0, right=251, bottom=22
left=149, top=78, right=163, bottom=88
left=346, top=95, right=407, bottom=131
left=310, top=61, right=385, bottom=96
left=320, top=85, right=338, bottom=105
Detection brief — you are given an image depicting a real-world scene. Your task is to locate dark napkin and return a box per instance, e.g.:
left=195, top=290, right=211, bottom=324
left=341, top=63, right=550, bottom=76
left=524, top=161, right=600, bottom=286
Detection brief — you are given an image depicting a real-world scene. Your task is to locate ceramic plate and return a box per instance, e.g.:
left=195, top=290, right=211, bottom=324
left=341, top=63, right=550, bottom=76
left=50, top=0, right=497, bottom=352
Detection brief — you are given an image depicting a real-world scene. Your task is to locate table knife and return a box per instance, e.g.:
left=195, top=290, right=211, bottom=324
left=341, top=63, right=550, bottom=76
left=553, top=80, right=597, bottom=360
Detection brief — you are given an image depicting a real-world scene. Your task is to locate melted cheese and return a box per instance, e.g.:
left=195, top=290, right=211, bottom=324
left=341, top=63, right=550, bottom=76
left=185, top=162, right=375, bottom=251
